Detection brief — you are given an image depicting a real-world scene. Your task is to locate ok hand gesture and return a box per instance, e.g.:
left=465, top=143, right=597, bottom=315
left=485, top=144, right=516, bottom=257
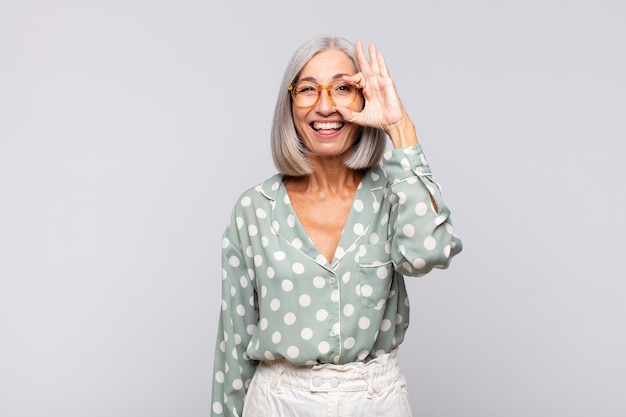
left=337, top=41, right=418, bottom=148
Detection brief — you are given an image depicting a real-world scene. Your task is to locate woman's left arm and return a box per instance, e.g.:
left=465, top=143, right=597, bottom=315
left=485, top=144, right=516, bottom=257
left=383, top=144, right=463, bottom=277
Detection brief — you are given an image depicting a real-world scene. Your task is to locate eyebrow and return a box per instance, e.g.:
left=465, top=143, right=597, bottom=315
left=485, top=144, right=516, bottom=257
left=298, top=73, right=349, bottom=83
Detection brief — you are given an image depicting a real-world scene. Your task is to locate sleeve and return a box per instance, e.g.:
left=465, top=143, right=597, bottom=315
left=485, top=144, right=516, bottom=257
left=210, top=210, right=259, bottom=417
left=382, top=144, right=463, bottom=277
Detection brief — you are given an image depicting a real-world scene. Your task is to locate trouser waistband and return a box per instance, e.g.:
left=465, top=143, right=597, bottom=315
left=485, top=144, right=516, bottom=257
left=255, top=350, right=401, bottom=395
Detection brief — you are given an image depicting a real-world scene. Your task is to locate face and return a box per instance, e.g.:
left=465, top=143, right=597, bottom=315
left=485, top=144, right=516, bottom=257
left=291, top=48, right=364, bottom=161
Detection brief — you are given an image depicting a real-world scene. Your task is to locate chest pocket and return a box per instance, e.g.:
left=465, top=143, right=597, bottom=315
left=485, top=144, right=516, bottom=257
left=356, top=242, right=393, bottom=309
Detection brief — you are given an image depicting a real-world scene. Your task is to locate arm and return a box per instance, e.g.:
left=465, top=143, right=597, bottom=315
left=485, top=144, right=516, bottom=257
left=210, top=216, right=259, bottom=417
left=383, top=144, right=463, bottom=276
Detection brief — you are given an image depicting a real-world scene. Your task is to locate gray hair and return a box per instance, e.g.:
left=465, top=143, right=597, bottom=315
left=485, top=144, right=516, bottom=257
left=271, top=35, right=387, bottom=176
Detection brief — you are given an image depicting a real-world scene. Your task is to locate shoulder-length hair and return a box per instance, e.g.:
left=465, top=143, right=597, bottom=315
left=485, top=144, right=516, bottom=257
left=271, top=35, right=387, bottom=176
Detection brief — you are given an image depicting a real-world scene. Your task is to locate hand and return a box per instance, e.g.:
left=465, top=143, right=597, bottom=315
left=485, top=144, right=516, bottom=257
left=336, top=41, right=417, bottom=147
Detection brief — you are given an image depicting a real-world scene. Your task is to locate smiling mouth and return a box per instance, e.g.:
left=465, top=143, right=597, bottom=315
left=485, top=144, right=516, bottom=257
left=311, top=121, right=344, bottom=131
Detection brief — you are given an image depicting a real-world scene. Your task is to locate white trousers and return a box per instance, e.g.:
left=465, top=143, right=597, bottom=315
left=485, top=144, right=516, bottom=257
left=242, top=350, right=413, bottom=417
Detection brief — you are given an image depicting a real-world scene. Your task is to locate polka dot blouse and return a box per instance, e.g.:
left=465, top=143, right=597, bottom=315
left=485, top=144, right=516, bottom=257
left=211, top=144, right=463, bottom=417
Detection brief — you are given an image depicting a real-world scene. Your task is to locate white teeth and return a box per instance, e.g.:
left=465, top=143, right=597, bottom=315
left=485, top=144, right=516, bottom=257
left=313, top=122, right=343, bottom=130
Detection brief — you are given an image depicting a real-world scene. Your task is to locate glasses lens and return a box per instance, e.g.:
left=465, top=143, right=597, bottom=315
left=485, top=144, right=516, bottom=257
left=330, top=82, right=358, bottom=106
left=291, top=82, right=318, bottom=107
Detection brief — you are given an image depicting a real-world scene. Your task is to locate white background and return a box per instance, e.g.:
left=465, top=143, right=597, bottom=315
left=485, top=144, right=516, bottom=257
left=1, top=0, right=625, bottom=416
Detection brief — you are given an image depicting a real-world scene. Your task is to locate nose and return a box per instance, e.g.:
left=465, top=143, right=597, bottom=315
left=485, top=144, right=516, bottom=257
left=315, top=86, right=335, bottom=114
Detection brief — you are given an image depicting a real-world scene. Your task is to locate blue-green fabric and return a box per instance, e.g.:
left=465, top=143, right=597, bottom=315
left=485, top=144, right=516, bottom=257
left=211, top=144, right=463, bottom=417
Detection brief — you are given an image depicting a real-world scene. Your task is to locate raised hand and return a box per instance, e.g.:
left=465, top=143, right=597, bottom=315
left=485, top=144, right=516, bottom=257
left=337, top=41, right=418, bottom=148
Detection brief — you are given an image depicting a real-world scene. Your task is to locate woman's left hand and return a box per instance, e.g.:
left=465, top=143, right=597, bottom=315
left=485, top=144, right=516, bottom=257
left=336, top=41, right=416, bottom=147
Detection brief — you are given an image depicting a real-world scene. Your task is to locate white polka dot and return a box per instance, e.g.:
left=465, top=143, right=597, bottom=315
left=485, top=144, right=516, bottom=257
left=330, top=289, right=340, bottom=302
left=376, top=266, right=389, bottom=279
left=299, top=294, right=311, bottom=307
left=292, top=263, right=305, bottom=274
left=212, top=402, right=223, bottom=414
left=247, top=225, right=258, bottom=237
left=397, top=191, right=407, bottom=205
left=215, top=371, right=225, bottom=383
left=444, top=245, right=451, bottom=257
left=267, top=267, right=275, bottom=278
left=274, top=251, right=286, bottom=261
left=240, top=196, right=251, bottom=207
left=316, top=309, right=329, bottom=321
left=402, top=224, right=415, bottom=237
left=270, top=298, right=280, bottom=311
left=287, top=346, right=299, bottom=358
left=415, top=202, right=428, bottom=216
left=256, top=208, right=267, bottom=218
left=261, top=285, right=267, bottom=298
left=359, top=317, right=371, bottom=329
left=361, top=284, right=373, bottom=298
left=342, top=272, right=351, bottom=284
left=400, top=157, right=411, bottom=170
left=413, top=258, right=426, bottom=269
left=236, top=305, right=245, bottom=316
left=229, top=256, right=240, bottom=267
left=287, top=214, right=296, bottom=227
left=344, top=337, right=356, bottom=349
left=247, top=325, right=256, bottom=335
left=281, top=280, right=293, bottom=292
left=239, top=276, right=248, bottom=288
left=396, top=313, right=404, bottom=324
left=343, top=304, right=355, bottom=317
left=272, top=331, right=282, bottom=343
left=260, top=318, right=268, bottom=330
left=435, top=215, right=447, bottom=225
left=318, top=341, right=331, bottom=354
left=357, top=349, right=370, bottom=360
left=380, top=319, right=392, bottom=331
left=292, top=238, right=303, bottom=249
left=264, top=351, right=276, bottom=360
left=353, top=223, right=365, bottom=235
left=232, top=379, right=243, bottom=390
left=353, top=199, right=364, bottom=212
left=301, top=328, right=313, bottom=340
left=313, top=276, right=326, bottom=289
left=424, top=236, right=437, bottom=250
left=284, top=312, right=296, bottom=325
left=253, top=255, right=263, bottom=266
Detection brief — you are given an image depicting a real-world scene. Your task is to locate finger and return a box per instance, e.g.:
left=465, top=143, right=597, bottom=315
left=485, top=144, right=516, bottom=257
left=377, top=51, right=391, bottom=78
left=368, top=42, right=380, bottom=75
left=335, top=105, right=361, bottom=124
left=354, top=40, right=370, bottom=75
left=342, top=72, right=366, bottom=88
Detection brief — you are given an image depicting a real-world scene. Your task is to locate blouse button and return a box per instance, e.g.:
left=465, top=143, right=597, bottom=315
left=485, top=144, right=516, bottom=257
left=328, top=277, right=337, bottom=284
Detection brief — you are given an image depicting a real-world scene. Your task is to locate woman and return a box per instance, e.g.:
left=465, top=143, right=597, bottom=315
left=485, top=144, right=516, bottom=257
left=210, top=35, right=462, bottom=417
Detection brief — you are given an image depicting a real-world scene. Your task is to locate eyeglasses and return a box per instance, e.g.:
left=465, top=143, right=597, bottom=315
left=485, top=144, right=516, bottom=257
left=288, top=81, right=362, bottom=108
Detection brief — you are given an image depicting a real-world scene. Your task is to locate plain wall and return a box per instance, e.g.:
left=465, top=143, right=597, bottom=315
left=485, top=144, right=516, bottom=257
left=1, top=0, right=625, bottom=416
